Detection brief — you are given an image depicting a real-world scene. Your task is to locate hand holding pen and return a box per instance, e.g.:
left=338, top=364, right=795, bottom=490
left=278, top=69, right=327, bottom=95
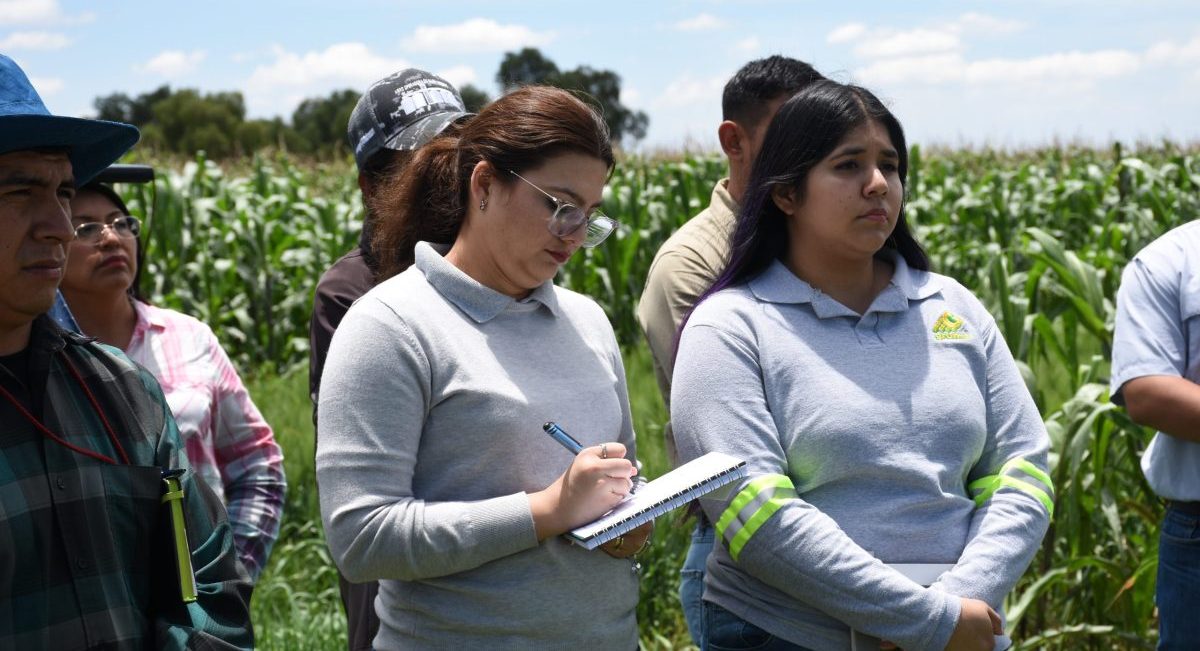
left=535, top=422, right=652, bottom=559
left=528, top=421, right=638, bottom=543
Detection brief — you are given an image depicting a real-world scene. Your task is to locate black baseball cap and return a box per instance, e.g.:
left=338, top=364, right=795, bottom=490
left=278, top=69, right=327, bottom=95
left=347, top=68, right=470, bottom=170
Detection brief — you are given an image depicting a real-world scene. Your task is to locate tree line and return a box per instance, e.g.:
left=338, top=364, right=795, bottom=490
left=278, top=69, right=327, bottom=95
left=94, top=48, right=648, bottom=159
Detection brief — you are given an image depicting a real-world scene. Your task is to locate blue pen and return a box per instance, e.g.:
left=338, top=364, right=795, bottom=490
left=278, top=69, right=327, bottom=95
left=543, top=421, right=584, bottom=455
left=544, top=421, right=642, bottom=569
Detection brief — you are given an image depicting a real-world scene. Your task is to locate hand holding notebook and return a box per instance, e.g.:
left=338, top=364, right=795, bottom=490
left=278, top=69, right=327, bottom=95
left=541, top=422, right=748, bottom=550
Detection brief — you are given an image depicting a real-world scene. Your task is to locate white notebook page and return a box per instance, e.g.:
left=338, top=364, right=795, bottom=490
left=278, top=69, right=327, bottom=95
left=568, top=451, right=746, bottom=547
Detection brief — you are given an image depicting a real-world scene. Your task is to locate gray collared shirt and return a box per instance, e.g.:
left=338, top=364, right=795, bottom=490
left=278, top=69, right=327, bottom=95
left=673, top=253, right=1051, bottom=650
left=317, top=242, right=639, bottom=650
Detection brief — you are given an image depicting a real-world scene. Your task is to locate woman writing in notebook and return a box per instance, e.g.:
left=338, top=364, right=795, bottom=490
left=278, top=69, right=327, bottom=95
left=316, top=86, right=649, bottom=649
left=671, top=80, right=1053, bottom=651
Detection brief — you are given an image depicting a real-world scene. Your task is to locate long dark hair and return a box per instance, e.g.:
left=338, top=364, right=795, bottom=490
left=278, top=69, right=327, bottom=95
left=369, top=86, right=614, bottom=281
left=678, top=81, right=930, bottom=350
left=79, top=182, right=146, bottom=301
left=713, top=81, right=928, bottom=292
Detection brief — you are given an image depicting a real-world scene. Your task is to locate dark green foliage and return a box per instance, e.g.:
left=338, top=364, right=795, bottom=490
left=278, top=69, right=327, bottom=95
left=92, top=86, right=364, bottom=158
left=146, top=89, right=247, bottom=158
left=291, top=89, right=360, bottom=156
left=458, top=83, right=491, bottom=113
left=496, top=47, right=561, bottom=90
left=94, top=84, right=170, bottom=126
left=495, top=48, right=649, bottom=145
left=553, top=66, right=648, bottom=143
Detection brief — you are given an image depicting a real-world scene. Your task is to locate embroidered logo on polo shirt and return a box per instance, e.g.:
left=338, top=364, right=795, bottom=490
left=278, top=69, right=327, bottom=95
left=932, top=311, right=971, bottom=341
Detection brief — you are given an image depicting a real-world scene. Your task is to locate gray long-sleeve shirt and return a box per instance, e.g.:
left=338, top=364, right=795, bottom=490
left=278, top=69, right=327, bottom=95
left=317, top=242, right=639, bottom=650
left=672, top=253, right=1052, bottom=651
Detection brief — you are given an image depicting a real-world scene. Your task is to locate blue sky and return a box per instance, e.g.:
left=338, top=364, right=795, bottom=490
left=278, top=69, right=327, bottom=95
left=4, top=0, right=1199, bottom=151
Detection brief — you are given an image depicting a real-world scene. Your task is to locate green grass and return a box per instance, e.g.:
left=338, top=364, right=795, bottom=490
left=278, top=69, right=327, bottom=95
left=246, top=369, right=346, bottom=650
left=246, top=344, right=697, bottom=650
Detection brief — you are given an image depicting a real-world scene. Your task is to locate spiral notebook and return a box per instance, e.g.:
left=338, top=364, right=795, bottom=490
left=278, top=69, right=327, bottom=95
left=567, top=451, right=747, bottom=550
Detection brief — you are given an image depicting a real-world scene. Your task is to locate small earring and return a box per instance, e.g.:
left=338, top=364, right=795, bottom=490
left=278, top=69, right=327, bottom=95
left=479, top=198, right=488, bottom=211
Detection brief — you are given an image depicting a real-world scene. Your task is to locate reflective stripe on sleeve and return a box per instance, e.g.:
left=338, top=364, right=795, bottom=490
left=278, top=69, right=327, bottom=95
left=715, top=474, right=798, bottom=561
left=968, top=457, right=1055, bottom=517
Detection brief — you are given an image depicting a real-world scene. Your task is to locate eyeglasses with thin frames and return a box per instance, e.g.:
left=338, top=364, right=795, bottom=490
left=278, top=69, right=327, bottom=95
left=507, top=170, right=618, bottom=248
left=73, top=216, right=141, bottom=244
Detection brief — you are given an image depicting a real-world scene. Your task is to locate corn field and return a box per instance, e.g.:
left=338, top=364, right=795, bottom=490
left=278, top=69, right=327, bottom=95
left=121, top=144, right=1199, bottom=649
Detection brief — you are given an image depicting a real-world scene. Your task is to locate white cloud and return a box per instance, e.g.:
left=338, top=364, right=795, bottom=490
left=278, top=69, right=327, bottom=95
left=827, top=22, right=866, bottom=44
left=0, top=0, right=57, bottom=24
left=854, top=53, right=965, bottom=86
left=733, top=36, right=760, bottom=53
left=1145, top=35, right=1200, bottom=65
left=954, top=12, right=1025, bottom=35
left=247, top=43, right=409, bottom=88
left=401, top=18, right=554, bottom=53
left=836, top=13, right=1173, bottom=98
left=436, top=65, right=476, bottom=88
left=966, top=50, right=1140, bottom=83
left=841, top=16, right=1200, bottom=95
left=0, top=0, right=91, bottom=25
left=0, top=29, right=68, bottom=49
left=243, top=43, right=411, bottom=117
left=137, top=50, right=207, bottom=77
left=855, top=28, right=960, bottom=59
left=621, top=86, right=641, bottom=108
left=833, top=13, right=1027, bottom=60
left=29, top=74, right=61, bottom=95
left=652, top=73, right=726, bottom=109
left=675, top=13, right=725, bottom=32
left=855, top=49, right=1142, bottom=86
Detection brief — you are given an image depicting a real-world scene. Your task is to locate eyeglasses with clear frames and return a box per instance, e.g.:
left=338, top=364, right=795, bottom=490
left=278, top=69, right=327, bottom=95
left=508, top=170, right=618, bottom=248
left=73, top=216, right=141, bottom=244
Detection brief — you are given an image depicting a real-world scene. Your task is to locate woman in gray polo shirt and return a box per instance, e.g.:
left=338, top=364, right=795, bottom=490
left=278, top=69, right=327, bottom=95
left=316, top=87, right=648, bottom=649
left=672, top=80, right=1053, bottom=651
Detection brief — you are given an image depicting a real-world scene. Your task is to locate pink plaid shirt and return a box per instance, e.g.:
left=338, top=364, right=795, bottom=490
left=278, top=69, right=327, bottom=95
left=126, top=300, right=286, bottom=581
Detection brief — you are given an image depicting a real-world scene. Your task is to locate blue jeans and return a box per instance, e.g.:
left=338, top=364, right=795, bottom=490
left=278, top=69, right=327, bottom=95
left=703, top=600, right=815, bottom=651
left=1158, top=502, right=1200, bottom=650
left=680, top=521, right=714, bottom=647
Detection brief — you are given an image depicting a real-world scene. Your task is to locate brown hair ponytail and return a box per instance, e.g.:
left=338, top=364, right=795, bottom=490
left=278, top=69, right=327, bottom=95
left=369, top=135, right=464, bottom=279
left=369, top=85, right=614, bottom=282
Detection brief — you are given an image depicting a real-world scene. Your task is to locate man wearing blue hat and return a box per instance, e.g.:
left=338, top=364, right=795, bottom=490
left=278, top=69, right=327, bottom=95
left=0, top=55, right=253, bottom=649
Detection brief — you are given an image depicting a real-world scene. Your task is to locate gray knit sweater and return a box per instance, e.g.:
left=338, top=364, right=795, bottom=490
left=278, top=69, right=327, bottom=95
left=317, top=242, right=639, bottom=650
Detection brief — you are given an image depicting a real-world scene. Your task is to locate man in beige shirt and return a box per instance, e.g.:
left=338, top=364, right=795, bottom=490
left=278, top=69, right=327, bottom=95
left=636, top=55, right=824, bottom=646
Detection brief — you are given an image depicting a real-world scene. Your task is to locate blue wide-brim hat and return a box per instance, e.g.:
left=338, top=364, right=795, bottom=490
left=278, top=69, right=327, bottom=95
left=0, top=55, right=138, bottom=185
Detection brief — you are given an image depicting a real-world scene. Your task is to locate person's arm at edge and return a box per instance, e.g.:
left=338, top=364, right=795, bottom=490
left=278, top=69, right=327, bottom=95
left=1121, top=376, right=1200, bottom=442
left=208, top=328, right=287, bottom=582
left=317, top=299, right=538, bottom=583
left=1111, top=255, right=1200, bottom=441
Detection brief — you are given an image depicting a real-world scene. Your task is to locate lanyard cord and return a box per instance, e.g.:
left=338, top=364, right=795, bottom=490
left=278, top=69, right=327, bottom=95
left=0, top=351, right=131, bottom=466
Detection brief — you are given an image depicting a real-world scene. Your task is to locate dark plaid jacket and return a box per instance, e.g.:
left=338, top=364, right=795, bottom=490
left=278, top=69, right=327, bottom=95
left=0, top=315, right=253, bottom=650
